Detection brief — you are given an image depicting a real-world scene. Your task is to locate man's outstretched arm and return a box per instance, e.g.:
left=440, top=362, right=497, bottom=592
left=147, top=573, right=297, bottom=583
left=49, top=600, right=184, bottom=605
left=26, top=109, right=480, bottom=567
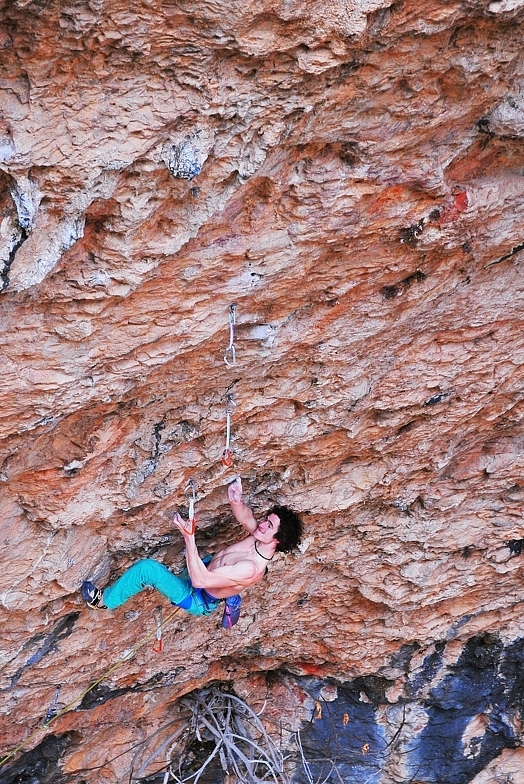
left=228, top=477, right=257, bottom=533
left=173, top=512, right=256, bottom=591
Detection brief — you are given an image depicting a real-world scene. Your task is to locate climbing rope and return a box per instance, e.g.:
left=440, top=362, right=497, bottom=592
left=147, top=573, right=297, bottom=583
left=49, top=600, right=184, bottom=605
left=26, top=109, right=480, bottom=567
left=0, top=605, right=182, bottom=770
left=221, top=393, right=235, bottom=468
left=224, top=304, right=237, bottom=367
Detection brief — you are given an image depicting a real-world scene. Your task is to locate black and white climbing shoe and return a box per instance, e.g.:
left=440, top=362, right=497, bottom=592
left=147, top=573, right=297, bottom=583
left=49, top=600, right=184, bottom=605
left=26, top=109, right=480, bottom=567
left=81, top=580, right=105, bottom=609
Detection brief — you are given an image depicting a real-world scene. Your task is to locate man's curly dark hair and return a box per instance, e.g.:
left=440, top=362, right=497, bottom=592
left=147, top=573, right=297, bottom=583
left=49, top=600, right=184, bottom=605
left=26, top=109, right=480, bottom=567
left=269, top=505, right=303, bottom=553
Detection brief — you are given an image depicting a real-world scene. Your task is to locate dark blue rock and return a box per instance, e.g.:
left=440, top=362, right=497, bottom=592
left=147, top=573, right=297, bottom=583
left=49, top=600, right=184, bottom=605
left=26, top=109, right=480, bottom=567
left=292, top=677, right=387, bottom=784
left=413, top=634, right=521, bottom=784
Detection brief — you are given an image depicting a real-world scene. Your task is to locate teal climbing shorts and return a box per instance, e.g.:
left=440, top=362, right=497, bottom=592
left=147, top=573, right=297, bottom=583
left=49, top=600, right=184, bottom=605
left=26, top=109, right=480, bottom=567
left=102, top=558, right=221, bottom=616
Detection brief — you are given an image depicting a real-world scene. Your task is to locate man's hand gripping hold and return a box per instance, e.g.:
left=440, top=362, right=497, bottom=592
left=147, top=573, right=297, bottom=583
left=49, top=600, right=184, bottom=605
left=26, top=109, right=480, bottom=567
left=172, top=511, right=196, bottom=538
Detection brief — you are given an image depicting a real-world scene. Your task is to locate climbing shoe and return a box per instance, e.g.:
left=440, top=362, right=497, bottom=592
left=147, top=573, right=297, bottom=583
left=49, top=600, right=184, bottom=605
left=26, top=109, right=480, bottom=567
left=81, top=580, right=105, bottom=609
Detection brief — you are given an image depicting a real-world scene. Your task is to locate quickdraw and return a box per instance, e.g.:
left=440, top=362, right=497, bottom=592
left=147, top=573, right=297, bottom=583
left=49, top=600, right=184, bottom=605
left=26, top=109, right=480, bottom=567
left=185, top=478, right=197, bottom=535
left=224, top=304, right=237, bottom=367
left=152, top=607, right=163, bottom=654
left=222, top=394, right=236, bottom=467
left=43, top=685, right=61, bottom=726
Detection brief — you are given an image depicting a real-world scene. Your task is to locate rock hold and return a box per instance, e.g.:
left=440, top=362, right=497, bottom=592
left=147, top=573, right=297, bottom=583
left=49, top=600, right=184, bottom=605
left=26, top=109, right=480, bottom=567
left=161, top=132, right=208, bottom=181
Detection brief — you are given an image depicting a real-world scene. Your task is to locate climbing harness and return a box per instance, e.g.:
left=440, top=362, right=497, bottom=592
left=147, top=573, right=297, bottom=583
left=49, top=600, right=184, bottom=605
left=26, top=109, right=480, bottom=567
left=224, top=304, right=237, bottom=367
left=185, top=478, right=197, bottom=535
left=152, top=607, right=163, bottom=654
left=221, top=394, right=236, bottom=468
left=0, top=606, right=182, bottom=770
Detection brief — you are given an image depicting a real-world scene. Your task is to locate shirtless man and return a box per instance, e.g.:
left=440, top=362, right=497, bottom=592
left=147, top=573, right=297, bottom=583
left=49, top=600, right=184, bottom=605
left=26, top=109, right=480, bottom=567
left=81, top=478, right=302, bottom=627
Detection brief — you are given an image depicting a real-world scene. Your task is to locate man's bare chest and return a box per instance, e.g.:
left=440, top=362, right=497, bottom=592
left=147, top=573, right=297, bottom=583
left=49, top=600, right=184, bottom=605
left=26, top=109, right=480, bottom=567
left=208, top=538, right=254, bottom=570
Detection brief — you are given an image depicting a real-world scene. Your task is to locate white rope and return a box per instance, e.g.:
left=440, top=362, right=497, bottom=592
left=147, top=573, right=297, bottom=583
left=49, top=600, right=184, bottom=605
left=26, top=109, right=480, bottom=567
left=222, top=394, right=235, bottom=467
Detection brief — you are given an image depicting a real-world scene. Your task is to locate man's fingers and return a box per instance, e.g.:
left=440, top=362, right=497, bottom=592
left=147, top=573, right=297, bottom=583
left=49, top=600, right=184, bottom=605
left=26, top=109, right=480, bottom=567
left=173, top=512, right=193, bottom=533
left=228, top=476, right=242, bottom=501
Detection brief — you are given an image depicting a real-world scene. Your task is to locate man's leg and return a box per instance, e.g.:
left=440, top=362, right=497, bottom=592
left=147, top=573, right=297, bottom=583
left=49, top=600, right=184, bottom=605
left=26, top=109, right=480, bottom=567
left=102, top=559, right=193, bottom=610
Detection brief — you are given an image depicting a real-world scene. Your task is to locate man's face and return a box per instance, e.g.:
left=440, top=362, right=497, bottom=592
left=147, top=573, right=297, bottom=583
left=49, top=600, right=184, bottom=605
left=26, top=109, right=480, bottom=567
left=255, top=513, right=280, bottom=544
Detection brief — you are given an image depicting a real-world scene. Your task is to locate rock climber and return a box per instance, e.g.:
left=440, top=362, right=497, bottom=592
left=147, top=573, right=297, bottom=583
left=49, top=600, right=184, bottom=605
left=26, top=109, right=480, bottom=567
left=81, top=477, right=303, bottom=628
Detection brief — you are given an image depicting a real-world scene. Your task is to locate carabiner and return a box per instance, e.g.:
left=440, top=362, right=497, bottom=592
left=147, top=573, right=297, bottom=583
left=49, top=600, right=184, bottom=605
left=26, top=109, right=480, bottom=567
left=153, top=634, right=163, bottom=654
left=222, top=448, right=233, bottom=468
left=224, top=304, right=237, bottom=366
left=224, top=344, right=236, bottom=367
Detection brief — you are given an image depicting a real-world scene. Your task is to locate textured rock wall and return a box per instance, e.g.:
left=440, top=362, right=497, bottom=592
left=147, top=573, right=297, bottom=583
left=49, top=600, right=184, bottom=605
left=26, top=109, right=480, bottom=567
left=1, top=0, right=524, bottom=781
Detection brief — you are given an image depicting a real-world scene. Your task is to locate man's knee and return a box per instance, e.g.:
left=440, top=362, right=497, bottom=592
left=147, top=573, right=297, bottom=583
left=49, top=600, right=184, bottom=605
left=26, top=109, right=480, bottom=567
left=132, top=558, right=163, bottom=586
left=135, top=558, right=164, bottom=575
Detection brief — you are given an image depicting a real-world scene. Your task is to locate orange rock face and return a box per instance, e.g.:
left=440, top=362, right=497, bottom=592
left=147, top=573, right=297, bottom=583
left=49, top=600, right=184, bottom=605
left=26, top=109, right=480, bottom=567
left=1, top=0, right=524, bottom=781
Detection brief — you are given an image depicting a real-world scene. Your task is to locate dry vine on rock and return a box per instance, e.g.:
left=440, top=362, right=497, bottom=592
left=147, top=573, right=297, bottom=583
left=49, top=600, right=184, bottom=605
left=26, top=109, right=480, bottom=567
left=133, top=687, right=288, bottom=784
